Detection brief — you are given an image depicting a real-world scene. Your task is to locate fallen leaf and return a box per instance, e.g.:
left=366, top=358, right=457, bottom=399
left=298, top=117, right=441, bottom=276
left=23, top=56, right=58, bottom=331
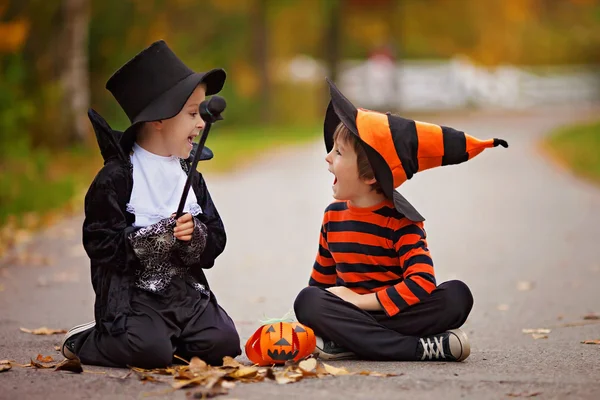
left=315, top=362, right=328, bottom=377
left=0, top=283, right=4, bottom=292
left=221, top=356, right=243, bottom=369
left=54, top=346, right=61, bottom=352
left=274, top=370, right=302, bottom=384
left=36, top=354, right=54, bottom=363
left=357, top=370, right=399, bottom=377
left=154, top=367, right=177, bottom=376
left=516, top=281, right=534, bottom=291
left=0, top=363, right=11, bottom=372
left=264, top=367, right=276, bottom=380
left=322, top=363, right=350, bottom=376
left=583, top=314, right=600, bottom=320
left=20, top=327, right=67, bottom=335
left=0, top=360, right=10, bottom=365
left=531, top=334, right=548, bottom=340
left=54, top=358, right=83, bottom=373
left=581, top=340, right=600, bottom=345
left=174, top=354, right=190, bottom=364
left=298, top=358, right=317, bottom=372
left=556, top=320, right=600, bottom=328
left=189, top=357, right=208, bottom=375
left=228, top=366, right=258, bottom=379
left=172, top=375, right=205, bottom=389
left=30, top=358, right=56, bottom=369
left=507, top=392, right=542, bottom=397
left=522, top=328, right=551, bottom=334
left=131, top=368, right=160, bottom=382
left=108, top=370, right=132, bottom=380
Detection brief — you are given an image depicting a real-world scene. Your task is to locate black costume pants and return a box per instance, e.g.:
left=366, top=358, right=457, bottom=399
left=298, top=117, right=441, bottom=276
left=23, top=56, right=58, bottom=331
left=294, top=280, right=473, bottom=361
left=77, top=277, right=241, bottom=369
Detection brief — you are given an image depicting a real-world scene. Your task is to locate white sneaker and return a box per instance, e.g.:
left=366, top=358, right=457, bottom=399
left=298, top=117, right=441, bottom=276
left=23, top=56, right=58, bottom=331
left=417, top=328, right=471, bottom=362
left=313, top=336, right=356, bottom=360
left=60, top=321, right=96, bottom=360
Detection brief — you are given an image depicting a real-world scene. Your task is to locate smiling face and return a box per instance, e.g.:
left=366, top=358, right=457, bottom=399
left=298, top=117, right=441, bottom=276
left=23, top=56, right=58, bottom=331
left=155, top=84, right=207, bottom=159
left=325, top=125, right=377, bottom=203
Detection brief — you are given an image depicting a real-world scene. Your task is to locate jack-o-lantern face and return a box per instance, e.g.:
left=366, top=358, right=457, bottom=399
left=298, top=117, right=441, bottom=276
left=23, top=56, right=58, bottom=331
left=245, top=322, right=316, bottom=366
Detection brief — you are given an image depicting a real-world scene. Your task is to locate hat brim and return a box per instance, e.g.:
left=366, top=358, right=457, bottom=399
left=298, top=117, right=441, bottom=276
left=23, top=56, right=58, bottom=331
left=120, top=68, right=225, bottom=157
left=323, top=78, right=424, bottom=221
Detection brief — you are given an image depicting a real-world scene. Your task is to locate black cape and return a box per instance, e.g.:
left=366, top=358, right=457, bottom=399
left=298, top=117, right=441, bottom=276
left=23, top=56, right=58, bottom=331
left=83, top=109, right=226, bottom=336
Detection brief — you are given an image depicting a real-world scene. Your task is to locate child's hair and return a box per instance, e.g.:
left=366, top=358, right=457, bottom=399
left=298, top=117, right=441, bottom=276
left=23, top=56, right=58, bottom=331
left=333, top=122, right=383, bottom=194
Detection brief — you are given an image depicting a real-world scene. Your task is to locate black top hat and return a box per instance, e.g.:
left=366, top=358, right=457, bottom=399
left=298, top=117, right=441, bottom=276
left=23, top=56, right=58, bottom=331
left=106, top=40, right=226, bottom=159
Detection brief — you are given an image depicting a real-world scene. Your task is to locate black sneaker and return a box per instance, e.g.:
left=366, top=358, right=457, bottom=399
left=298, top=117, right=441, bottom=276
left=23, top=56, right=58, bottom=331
left=60, top=321, right=95, bottom=360
left=417, top=329, right=470, bottom=362
left=313, top=336, right=356, bottom=360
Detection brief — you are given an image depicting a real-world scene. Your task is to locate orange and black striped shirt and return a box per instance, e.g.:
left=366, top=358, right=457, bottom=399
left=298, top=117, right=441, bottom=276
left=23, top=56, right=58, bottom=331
left=309, top=199, right=436, bottom=317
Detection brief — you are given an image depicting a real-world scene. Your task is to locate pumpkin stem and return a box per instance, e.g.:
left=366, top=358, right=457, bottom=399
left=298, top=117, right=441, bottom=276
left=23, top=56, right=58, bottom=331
left=259, top=309, right=296, bottom=324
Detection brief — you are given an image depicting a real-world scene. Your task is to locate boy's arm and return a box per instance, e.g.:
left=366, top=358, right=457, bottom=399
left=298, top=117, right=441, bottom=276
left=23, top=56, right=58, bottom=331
left=82, top=171, right=138, bottom=274
left=375, top=221, right=436, bottom=317
left=182, top=172, right=226, bottom=270
left=309, top=223, right=337, bottom=288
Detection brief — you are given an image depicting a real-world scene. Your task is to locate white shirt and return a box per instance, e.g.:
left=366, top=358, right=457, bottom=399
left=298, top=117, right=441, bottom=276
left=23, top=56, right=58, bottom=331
left=127, top=143, right=202, bottom=227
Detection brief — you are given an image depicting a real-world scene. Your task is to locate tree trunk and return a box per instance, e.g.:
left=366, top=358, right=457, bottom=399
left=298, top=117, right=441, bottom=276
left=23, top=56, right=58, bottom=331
left=324, top=0, right=341, bottom=84
left=61, top=0, right=90, bottom=145
left=253, top=0, right=270, bottom=122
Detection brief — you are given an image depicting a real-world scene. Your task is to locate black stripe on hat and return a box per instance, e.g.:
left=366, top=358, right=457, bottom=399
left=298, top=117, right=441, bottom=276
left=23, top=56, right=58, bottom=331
left=388, top=114, right=418, bottom=179
left=441, top=126, right=468, bottom=166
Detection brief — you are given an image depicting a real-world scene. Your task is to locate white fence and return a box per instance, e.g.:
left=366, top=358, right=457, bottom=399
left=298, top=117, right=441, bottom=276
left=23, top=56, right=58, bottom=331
left=286, top=55, right=600, bottom=111
left=339, top=57, right=600, bottom=111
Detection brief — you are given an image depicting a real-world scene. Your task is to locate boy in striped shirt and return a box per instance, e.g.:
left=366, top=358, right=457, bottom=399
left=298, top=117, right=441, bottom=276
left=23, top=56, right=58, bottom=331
left=294, top=79, right=508, bottom=362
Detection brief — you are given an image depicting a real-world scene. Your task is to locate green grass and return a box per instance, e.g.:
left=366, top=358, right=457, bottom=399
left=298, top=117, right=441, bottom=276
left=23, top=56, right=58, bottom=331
left=201, top=124, right=320, bottom=173
left=0, top=124, right=320, bottom=229
left=544, top=119, right=600, bottom=184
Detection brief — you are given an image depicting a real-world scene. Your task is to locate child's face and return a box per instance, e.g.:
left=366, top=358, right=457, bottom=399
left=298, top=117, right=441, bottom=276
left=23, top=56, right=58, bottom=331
left=159, top=85, right=207, bottom=159
left=325, top=138, right=373, bottom=202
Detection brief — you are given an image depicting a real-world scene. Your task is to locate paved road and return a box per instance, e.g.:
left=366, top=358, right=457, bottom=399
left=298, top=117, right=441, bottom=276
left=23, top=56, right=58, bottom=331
left=1, top=106, right=599, bottom=399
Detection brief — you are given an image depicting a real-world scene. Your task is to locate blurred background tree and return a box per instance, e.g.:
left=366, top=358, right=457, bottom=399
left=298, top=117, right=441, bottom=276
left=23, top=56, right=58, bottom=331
left=0, top=0, right=599, bottom=230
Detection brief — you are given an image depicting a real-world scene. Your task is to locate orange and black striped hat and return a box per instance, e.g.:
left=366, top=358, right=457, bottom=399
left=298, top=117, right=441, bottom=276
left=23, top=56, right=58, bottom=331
left=324, top=78, right=508, bottom=222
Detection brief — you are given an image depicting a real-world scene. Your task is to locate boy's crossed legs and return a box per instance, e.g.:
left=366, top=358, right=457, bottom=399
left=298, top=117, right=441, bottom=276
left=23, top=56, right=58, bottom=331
left=294, top=280, right=473, bottom=362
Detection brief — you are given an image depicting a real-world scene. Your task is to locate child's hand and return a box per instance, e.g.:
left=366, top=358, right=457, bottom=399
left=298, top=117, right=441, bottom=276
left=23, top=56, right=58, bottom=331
left=173, top=213, right=195, bottom=241
left=326, top=286, right=362, bottom=306
left=326, top=286, right=382, bottom=311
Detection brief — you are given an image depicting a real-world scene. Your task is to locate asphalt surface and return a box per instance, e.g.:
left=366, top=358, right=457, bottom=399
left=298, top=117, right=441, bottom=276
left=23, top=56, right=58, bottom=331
left=1, top=106, right=599, bottom=399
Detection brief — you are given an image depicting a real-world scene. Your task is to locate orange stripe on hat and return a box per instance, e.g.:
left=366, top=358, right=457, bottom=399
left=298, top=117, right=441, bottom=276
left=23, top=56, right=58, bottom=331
left=465, top=134, right=496, bottom=159
left=415, top=121, right=444, bottom=172
left=356, top=109, right=407, bottom=187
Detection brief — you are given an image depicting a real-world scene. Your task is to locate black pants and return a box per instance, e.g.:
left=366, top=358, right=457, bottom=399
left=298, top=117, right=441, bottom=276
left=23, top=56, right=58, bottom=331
left=294, top=280, right=473, bottom=361
left=77, top=277, right=241, bottom=369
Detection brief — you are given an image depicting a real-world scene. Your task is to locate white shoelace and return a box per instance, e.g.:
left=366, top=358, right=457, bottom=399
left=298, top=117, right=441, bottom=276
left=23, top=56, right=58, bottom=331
left=420, top=336, right=446, bottom=360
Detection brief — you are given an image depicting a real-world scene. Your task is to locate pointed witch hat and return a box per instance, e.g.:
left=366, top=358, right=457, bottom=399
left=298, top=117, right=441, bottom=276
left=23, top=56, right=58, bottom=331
left=323, top=78, right=508, bottom=222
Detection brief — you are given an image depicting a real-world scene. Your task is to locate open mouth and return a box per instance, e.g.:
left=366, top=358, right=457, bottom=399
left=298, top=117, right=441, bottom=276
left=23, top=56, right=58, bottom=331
left=333, top=176, right=337, bottom=185
left=187, top=135, right=195, bottom=148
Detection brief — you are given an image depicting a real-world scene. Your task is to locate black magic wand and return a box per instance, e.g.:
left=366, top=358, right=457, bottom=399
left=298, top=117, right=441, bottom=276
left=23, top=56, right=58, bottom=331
left=175, top=96, right=226, bottom=219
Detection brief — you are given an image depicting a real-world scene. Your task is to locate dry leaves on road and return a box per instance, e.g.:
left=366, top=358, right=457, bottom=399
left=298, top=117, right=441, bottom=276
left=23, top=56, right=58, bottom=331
left=507, top=391, right=542, bottom=397
left=20, top=327, right=67, bottom=335
left=581, top=340, right=600, bottom=345
left=13, top=355, right=84, bottom=373
left=36, top=354, right=54, bottom=363
left=522, top=328, right=550, bottom=340
left=1, top=360, right=11, bottom=372
left=583, top=314, right=599, bottom=320
left=132, top=355, right=398, bottom=398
